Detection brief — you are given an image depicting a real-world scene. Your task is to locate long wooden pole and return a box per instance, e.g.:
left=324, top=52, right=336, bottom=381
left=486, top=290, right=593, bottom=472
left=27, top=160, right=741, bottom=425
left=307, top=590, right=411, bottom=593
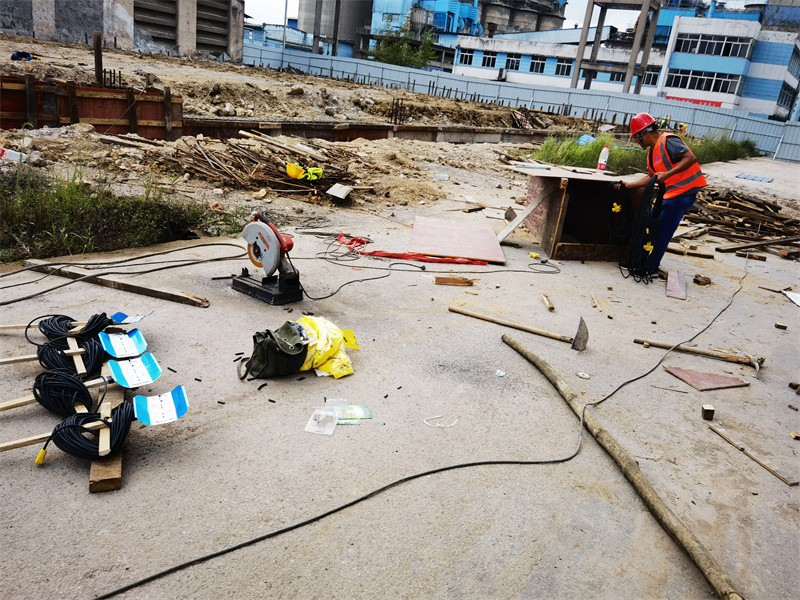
left=502, top=334, right=744, bottom=600
left=449, top=306, right=573, bottom=344
left=634, top=338, right=761, bottom=367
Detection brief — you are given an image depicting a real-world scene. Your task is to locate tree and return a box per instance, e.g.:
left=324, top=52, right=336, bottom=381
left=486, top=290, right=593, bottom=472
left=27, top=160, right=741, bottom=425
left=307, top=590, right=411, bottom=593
left=366, top=23, right=436, bottom=69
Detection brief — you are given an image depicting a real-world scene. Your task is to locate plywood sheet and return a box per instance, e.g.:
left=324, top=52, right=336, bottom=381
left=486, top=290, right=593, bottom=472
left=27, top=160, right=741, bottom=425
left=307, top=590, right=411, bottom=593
left=409, top=216, right=506, bottom=263
left=664, top=366, right=750, bottom=391
left=504, top=163, right=620, bottom=183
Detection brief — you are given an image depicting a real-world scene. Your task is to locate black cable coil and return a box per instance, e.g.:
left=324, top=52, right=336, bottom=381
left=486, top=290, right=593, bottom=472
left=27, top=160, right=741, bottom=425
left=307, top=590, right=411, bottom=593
left=47, top=402, right=135, bottom=460
left=27, top=313, right=114, bottom=348
left=32, top=369, right=105, bottom=417
left=36, top=338, right=105, bottom=376
left=619, top=176, right=664, bottom=284
left=604, top=183, right=634, bottom=245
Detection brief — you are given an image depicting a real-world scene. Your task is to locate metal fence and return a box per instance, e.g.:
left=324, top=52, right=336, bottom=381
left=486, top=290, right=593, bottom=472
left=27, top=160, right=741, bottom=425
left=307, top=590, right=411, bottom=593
left=243, top=43, right=800, bottom=163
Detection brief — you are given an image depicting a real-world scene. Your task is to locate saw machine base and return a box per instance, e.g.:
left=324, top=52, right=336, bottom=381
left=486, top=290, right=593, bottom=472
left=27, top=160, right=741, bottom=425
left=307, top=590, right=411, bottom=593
left=232, top=269, right=303, bottom=306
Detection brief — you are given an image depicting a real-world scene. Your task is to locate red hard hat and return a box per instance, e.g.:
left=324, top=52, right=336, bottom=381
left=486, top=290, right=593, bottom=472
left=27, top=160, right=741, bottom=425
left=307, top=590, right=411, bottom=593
left=630, top=112, right=657, bottom=139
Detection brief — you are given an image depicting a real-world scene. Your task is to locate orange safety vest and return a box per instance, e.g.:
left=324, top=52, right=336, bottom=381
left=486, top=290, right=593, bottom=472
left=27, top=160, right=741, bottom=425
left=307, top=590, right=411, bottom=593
left=647, top=133, right=707, bottom=199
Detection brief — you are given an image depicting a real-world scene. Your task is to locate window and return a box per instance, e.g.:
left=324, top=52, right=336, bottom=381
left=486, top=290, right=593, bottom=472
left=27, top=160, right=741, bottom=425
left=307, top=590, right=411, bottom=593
left=505, top=53, right=521, bottom=71
left=777, top=82, right=797, bottom=109
left=555, top=57, right=572, bottom=77
left=529, top=55, right=545, bottom=74
left=643, top=67, right=660, bottom=87
left=609, top=71, right=625, bottom=82
left=789, top=49, right=800, bottom=79
left=665, top=69, right=742, bottom=95
left=459, top=49, right=473, bottom=66
left=482, top=51, right=497, bottom=68
left=674, top=34, right=751, bottom=58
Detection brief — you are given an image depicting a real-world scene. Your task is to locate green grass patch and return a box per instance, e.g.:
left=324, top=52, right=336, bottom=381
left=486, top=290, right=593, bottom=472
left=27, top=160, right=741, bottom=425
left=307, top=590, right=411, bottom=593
left=533, top=133, right=759, bottom=175
left=0, top=166, right=206, bottom=263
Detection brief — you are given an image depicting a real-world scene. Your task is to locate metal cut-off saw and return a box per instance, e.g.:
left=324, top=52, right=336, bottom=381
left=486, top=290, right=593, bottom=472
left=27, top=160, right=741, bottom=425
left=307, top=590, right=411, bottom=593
left=232, top=212, right=303, bottom=305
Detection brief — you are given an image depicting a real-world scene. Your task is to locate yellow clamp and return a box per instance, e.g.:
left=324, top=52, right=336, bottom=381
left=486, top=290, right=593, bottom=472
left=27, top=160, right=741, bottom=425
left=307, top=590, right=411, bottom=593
left=529, top=252, right=539, bottom=259
left=643, top=242, right=653, bottom=252
left=612, top=202, right=621, bottom=213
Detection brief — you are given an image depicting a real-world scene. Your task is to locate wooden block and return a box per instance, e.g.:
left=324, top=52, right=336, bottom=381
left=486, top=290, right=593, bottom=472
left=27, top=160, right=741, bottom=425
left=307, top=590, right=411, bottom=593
left=89, top=454, right=123, bottom=492
left=542, top=294, right=554, bottom=312
left=666, top=271, right=687, bottom=300
left=735, top=250, right=766, bottom=261
left=775, top=323, right=788, bottom=330
left=702, top=405, right=715, bottom=421
left=791, top=431, right=799, bottom=440
left=434, top=276, right=476, bottom=286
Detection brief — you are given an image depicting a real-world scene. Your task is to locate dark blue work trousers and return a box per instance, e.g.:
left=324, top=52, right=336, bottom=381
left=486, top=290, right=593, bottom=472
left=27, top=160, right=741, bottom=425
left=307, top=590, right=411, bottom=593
left=645, top=192, right=697, bottom=271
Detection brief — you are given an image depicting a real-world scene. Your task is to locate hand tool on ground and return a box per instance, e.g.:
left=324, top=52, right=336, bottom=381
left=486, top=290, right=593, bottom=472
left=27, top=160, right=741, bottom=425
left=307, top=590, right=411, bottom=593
left=634, top=338, right=764, bottom=374
left=449, top=306, right=588, bottom=351
left=231, top=212, right=302, bottom=305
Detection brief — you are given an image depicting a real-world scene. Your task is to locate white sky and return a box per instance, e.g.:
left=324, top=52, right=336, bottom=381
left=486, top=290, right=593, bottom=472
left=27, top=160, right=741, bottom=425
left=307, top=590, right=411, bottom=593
left=242, top=0, right=695, bottom=31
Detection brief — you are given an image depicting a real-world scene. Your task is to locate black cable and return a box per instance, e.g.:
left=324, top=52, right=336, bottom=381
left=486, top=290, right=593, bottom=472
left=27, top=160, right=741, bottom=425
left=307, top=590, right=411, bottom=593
left=45, top=402, right=135, bottom=461
left=32, top=369, right=105, bottom=417
left=604, top=182, right=633, bottom=245
left=96, top=268, right=750, bottom=599
left=26, top=313, right=113, bottom=348
left=619, top=176, right=663, bottom=284
left=36, top=338, right=105, bottom=376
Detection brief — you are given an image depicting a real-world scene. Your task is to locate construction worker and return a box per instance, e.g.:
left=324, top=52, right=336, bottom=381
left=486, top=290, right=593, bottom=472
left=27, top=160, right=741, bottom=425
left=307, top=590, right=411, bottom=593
left=619, top=112, right=707, bottom=277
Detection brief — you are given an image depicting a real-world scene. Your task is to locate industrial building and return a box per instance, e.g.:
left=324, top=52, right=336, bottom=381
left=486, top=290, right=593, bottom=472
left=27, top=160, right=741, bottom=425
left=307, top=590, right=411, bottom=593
left=452, top=0, right=800, bottom=121
left=0, top=0, right=245, bottom=61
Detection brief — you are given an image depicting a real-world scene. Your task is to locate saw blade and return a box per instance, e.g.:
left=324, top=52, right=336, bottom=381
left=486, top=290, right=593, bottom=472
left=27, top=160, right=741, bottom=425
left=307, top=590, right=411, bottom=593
left=242, top=221, right=281, bottom=276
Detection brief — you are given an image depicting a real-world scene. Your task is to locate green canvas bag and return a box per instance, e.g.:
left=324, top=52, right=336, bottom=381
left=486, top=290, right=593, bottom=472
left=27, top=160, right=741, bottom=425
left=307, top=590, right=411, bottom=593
left=238, top=321, right=308, bottom=379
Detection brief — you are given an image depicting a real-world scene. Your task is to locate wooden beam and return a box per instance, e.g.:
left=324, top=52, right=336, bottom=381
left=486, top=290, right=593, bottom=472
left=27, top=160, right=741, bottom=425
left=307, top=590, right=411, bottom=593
left=89, top=385, right=125, bottom=492
left=94, top=30, right=103, bottom=86
left=66, top=81, right=80, bottom=123
left=23, top=259, right=210, bottom=308
left=716, top=236, right=800, bottom=253
left=125, top=87, right=138, bottom=134
left=496, top=186, right=550, bottom=242
left=634, top=338, right=761, bottom=366
left=1, top=377, right=113, bottom=412
left=0, top=420, right=107, bottom=452
left=163, top=86, right=173, bottom=141
left=24, top=74, right=37, bottom=127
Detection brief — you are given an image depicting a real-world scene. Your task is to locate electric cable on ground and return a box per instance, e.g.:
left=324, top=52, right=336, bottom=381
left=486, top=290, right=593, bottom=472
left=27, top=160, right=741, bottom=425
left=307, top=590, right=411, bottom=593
left=43, top=402, right=135, bottom=461
left=36, top=338, right=105, bottom=375
left=619, top=175, right=663, bottom=283
left=32, top=368, right=106, bottom=417
left=96, top=266, right=750, bottom=599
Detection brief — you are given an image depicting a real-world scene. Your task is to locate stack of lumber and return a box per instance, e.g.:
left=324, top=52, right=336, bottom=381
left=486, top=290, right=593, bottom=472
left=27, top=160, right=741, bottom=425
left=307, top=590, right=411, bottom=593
left=151, top=130, right=366, bottom=192
left=685, top=188, right=800, bottom=259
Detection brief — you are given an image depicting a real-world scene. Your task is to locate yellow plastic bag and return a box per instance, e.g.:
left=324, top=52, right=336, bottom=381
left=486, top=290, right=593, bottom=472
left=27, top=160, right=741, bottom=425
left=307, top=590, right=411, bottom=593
left=295, top=316, right=359, bottom=379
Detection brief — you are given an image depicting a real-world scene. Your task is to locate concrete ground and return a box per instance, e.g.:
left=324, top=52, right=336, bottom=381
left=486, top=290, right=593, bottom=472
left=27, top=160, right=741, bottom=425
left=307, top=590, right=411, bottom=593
left=1, top=157, right=798, bottom=600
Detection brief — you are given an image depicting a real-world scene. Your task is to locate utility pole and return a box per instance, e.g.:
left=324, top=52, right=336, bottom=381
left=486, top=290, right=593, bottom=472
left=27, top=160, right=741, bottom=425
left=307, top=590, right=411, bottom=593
left=333, top=0, right=342, bottom=56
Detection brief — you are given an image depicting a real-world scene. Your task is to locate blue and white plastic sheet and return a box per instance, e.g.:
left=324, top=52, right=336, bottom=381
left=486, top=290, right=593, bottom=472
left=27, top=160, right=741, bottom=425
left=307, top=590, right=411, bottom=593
left=108, top=352, right=162, bottom=388
left=110, top=311, right=154, bottom=325
left=98, top=329, right=148, bottom=359
left=133, top=385, right=189, bottom=425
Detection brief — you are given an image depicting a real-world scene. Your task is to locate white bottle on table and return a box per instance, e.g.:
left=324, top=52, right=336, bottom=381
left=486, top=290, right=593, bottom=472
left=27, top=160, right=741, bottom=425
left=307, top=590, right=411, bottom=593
left=596, top=145, right=609, bottom=173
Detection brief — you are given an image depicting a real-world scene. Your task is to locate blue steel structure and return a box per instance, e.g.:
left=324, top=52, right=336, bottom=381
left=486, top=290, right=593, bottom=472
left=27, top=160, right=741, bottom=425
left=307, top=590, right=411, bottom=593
left=370, top=0, right=482, bottom=39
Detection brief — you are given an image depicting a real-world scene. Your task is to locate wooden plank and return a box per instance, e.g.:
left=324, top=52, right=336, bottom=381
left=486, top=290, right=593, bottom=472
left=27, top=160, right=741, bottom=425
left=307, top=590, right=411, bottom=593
left=552, top=243, right=625, bottom=262
left=634, top=339, right=761, bottom=367
left=735, top=250, right=766, bottom=261
left=666, top=271, right=687, bottom=300
left=163, top=86, right=173, bottom=141
left=125, top=87, right=138, bottom=134
left=72, top=89, right=182, bottom=103
left=496, top=186, right=550, bottom=242
left=0, top=421, right=106, bottom=452
left=409, top=216, right=506, bottom=263
left=24, top=74, right=37, bottom=127
left=716, top=236, right=800, bottom=253
left=66, top=336, right=88, bottom=376
left=666, top=245, right=715, bottom=259
left=1, top=377, right=113, bottom=412
left=758, top=284, right=792, bottom=293
left=23, top=259, right=210, bottom=308
left=57, top=117, right=182, bottom=127
left=664, top=366, right=749, bottom=391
